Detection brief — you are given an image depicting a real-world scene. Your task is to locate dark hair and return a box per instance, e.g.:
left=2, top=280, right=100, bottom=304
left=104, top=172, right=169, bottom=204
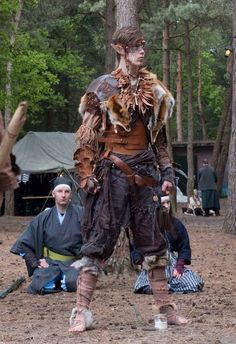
left=158, top=205, right=178, bottom=240
left=49, top=176, right=72, bottom=190
left=112, top=26, right=144, bottom=48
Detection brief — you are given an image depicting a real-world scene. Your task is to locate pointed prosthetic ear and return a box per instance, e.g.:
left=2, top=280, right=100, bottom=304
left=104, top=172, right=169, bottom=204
left=111, top=43, right=125, bottom=56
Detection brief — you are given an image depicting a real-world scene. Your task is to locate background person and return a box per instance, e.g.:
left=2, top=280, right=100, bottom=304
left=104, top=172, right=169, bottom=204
left=198, top=159, right=220, bottom=216
left=184, top=189, right=204, bottom=216
left=133, top=195, right=204, bottom=294
left=10, top=176, right=83, bottom=294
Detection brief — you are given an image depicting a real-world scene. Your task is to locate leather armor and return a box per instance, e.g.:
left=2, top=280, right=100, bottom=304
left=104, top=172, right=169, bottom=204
left=74, top=69, right=174, bottom=188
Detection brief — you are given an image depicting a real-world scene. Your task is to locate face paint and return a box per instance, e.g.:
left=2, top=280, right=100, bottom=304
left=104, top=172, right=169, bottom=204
left=126, top=44, right=146, bottom=54
left=125, top=44, right=145, bottom=67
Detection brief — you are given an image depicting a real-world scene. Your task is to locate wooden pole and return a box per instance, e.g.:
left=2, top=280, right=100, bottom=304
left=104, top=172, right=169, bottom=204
left=0, top=101, right=27, bottom=171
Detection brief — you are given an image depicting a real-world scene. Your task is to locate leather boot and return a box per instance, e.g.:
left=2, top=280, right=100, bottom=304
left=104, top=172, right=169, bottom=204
left=68, top=270, right=98, bottom=333
left=148, top=266, right=188, bottom=325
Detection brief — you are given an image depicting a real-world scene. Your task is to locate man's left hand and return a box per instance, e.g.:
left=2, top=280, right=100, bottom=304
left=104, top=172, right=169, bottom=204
left=162, top=181, right=172, bottom=194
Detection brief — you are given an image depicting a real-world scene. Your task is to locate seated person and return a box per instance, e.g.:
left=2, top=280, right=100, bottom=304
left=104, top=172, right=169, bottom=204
left=10, top=176, right=83, bottom=295
left=133, top=195, right=204, bottom=294
left=184, top=189, right=204, bottom=216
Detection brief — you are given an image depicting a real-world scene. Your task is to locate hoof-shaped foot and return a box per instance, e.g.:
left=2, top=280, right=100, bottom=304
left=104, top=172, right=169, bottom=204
left=167, top=313, right=189, bottom=325
left=68, top=308, right=93, bottom=333
left=159, top=303, right=189, bottom=326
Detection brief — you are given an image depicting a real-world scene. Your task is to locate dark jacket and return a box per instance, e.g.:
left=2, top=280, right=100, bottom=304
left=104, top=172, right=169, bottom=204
left=166, top=217, right=191, bottom=264
left=198, top=165, right=217, bottom=190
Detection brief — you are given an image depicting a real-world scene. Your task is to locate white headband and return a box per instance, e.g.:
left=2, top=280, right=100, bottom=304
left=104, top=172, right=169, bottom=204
left=53, top=184, right=71, bottom=192
left=161, top=195, right=170, bottom=203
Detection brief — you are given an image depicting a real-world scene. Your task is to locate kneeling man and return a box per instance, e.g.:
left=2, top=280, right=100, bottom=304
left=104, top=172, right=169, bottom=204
left=11, top=176, right=83, bottom=294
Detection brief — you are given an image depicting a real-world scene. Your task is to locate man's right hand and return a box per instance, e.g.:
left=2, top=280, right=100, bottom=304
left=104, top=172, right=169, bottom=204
left=85, top=175, right=101, bottom=194
left=38, top=258, right=49, bottom=268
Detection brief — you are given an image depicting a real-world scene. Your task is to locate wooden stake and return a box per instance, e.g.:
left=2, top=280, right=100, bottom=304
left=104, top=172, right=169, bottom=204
left=0, top=101, right=27, bottom=171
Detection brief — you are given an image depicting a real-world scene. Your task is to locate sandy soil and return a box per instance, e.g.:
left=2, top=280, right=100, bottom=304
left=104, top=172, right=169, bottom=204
left=0, top=200, right=236, bottom=344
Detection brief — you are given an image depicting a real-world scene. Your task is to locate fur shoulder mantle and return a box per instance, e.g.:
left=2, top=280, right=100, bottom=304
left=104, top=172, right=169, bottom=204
left=79, top=69, right=175, bottom=143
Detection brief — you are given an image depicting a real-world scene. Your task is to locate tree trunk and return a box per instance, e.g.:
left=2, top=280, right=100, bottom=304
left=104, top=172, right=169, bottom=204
left=105, top=230, right=133, bottom=275
left=215, top=102, right=231, bottom=195
left=176, top=50, right=183, bottom=142
left=115, top=0, right=139, bottom=28
left=4, top=0, right=24, bottom=216
left=212, top=87, right=232, bottom=168
left=162, top=18, right=177, bottom=211
left=212, top=55, right=233, bottom=195
left=223, top=0, right=236, bottom=233
left=162, top=19, right=173, bottom=161
left=184, top=21, right=194, bottom=198
left=197, top=52, right=207, bottom=140
left=105, top=0, right=116, bottom=73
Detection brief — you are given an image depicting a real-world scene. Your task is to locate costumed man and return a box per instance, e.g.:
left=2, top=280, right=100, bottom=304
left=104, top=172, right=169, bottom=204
left=133, top=195, right=204, bottom=294
left=11, top=176, right=83, bottom=294
left=69, top=26, right=188, bottom=333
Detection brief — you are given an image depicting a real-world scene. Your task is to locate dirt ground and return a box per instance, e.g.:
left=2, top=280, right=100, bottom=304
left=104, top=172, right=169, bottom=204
left=0, top=199, right=236, bottom=344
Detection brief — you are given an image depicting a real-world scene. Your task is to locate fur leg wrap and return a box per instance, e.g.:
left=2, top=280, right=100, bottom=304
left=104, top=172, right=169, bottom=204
left=148, top=266, right=170, bottom=306
left=68, top=270, right=98, bottom=333
left=70, top=256, right=103, bottom=276
left=77, top=270, right=98, bottom=310
left=69, top=308, right=93, bottom=332
left=149, top=267, right=188, bottom=325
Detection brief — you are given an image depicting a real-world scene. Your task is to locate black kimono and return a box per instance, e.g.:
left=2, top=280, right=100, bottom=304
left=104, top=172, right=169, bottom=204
left=10, top=204, right=83, bottom=294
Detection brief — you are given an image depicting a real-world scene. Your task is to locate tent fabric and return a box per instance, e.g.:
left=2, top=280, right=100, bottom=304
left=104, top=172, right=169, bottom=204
left=13, top=132, right=76, bottom=173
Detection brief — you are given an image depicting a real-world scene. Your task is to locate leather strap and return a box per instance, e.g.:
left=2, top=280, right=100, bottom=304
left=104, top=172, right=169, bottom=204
left=97, top=136, right=146, bottom=146
left=104, top=153, right=156, bottom=187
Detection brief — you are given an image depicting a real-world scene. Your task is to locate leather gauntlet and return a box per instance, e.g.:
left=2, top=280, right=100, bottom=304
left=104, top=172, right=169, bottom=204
left=74, top=146, right=96, bottom=188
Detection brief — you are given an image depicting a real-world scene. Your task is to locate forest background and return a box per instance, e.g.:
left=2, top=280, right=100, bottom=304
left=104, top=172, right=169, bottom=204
left=0, top=0, right=234, bottom=220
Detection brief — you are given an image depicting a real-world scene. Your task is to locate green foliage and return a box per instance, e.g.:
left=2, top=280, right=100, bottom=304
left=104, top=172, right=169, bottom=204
left=78, top=0, right=105, bottom=12
left=12, top=51, right=62, bottom=118
left=0, top=0, right=233, bottom=137
left=51, top=53, right=95, bottom=90
left=0, top=0, right=102, bottom=131
left=200, top=51, right=225, bottom=138
left=140, top=0, right=232, bottom=141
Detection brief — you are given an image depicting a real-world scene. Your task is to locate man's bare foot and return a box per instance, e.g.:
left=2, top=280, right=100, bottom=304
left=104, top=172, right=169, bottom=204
left=167, top=312, right=189, bottom=325
left=158, top=303, right=189, bottom=326
left=68, top=313, right=87, bottom=333
left=68, top=308, right=93, bottom=333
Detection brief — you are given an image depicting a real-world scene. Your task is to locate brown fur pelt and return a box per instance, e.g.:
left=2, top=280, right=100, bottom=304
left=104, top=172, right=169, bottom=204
left=100, top=95, right=131, bottom=133
left=111, top=68, right=175, bottom=141
left=78, top=69, right=174, bottom=141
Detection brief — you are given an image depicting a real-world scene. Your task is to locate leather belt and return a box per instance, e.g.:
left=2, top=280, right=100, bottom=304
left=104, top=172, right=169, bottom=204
left=97, top=136, right=148, bottom=151
left=104, top=152, right=156, bottom=187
